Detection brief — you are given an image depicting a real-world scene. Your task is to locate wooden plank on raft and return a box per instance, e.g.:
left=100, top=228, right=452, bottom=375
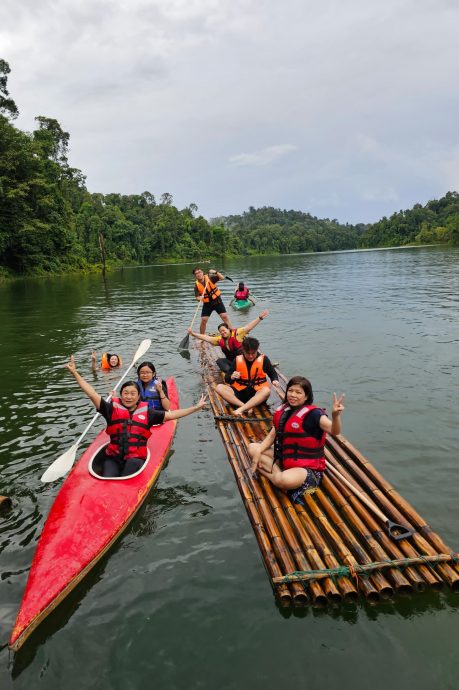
left=196, top=342, right=459, bottom=605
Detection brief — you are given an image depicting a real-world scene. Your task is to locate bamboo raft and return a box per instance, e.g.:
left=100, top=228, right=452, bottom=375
left=197, top=343, right=459, bottom=606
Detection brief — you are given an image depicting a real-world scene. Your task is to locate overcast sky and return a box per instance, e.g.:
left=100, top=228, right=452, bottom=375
left=1, top=0, right=458, bottom=224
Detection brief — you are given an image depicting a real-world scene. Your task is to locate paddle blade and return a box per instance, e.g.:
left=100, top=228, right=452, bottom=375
left=178, top=333, right=190, bottom=351
left=40, top=443, right=78, bottom=483
left=132, top=338, right=152, bottom=364
left=225, top=275, right=234, bottom=282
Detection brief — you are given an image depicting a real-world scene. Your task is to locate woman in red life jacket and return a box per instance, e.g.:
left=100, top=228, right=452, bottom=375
left=65, top=355, right=206, bottom=478
left=248, top=376, right=345, bottom=505
left=230, top=282, right=255, bottom=306
left=187, top=309, right=269, bottom=372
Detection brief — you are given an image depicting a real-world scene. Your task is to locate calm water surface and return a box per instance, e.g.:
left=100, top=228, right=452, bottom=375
left=0, top=246, right=458, bottom=689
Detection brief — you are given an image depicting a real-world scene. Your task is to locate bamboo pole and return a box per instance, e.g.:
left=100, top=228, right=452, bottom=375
left=326, top=437, right=459, bottom=590
left=332, top=435, right=459, bottom=563
left=324, top=451, right=442, bottom=591
left=201, top=358, right=305, bottom=605
left=307, top=490, right=392, bottom=600
left=321, top=473, right=413, bottom=595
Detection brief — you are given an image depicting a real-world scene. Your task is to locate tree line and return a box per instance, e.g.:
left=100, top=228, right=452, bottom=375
left=1, top=59, right=458, bottom=277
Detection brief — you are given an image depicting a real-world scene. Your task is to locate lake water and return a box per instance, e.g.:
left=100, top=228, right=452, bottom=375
left=1, top=246, right=458, bottom=689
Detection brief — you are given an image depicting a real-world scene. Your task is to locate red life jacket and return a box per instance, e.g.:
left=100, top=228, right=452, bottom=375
left=232, top=354, right=269, bottom=391
left=235, top=288, right=249, bottom=300
left=217, top=329, right=244, bottom=360
left=273, top=403, right=326, bottom=471
left=105, top=398, right=151, bottom=461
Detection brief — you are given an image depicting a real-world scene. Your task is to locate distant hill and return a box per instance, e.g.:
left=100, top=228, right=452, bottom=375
left=212, top=206, right=367, bottom=254
left=359, top=191, right=459, bottom=247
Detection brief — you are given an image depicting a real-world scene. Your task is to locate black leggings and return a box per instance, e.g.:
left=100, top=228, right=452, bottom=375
left=102, top=457, right=145, bottom=478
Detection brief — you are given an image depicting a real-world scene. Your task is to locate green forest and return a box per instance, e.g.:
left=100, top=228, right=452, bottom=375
left=1, top=59, right=458, bottom=278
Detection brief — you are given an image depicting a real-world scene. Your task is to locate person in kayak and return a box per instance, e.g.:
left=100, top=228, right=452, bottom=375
left=65, top=355, right=206, bottom=478
left=136, top=361, right=170, bottom=411
left=215, top=337, right=283, bottom=416
left=248, top=376, right=345, bottom=505
left=230, top=282, right=255, bottom=306
left=186, top=309, right=269, bottom=373
left=91, top=351, right=122, bottom=371
left=193, top=266, right=233, bottom=334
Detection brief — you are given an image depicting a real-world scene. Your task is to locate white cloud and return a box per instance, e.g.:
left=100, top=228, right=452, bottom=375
left=228, top=144, right=297, bottom=167
left=1, top=0, right=458, bottom=223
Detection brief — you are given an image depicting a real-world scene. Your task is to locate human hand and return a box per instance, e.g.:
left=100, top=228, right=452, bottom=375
left=156, top=378, right=163, bottom=392
left=331, top=392, right=345, bottom=417
left=195, top=394, right=207, bottom=411
left=91, top=350, right=96, bottom=360
left=65, top=355, right=77, bottom=376
left=260, top=309, right=269, bottom=319
left=231, top=371, right=241, bottom=380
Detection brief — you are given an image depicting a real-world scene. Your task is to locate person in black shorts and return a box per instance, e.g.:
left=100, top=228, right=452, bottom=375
left=193, top=266, right=233, bottom=334
left=65, top=355, right=207, bottom=478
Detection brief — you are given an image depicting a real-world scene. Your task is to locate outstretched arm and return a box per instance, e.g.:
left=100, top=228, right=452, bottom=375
left=164, top=394, right=207, bottom=421
left=187, top=327, right=216, bottom=344
left=244, top=309, right=269, bottom=334
left=66, top=356, right=102, bottom=409
left=320, top=393, right=345, bottom=435
left=91, top=350, right=97, bottom=373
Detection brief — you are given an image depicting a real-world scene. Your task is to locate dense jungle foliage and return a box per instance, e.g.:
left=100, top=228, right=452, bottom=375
left=1, top=59, right=458, bottom=277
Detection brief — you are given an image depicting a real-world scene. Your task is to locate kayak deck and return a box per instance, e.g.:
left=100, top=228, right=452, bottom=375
left=9, top=378, right=179, bottom=651
left=232, top=299, right=252, bottom=311
left=197, top=344, right=459, bottom=606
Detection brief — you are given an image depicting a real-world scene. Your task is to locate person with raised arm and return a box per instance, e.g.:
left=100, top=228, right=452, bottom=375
left=65, top=356, right=206, bottom=478
left=248, top=376, right=345, bottom=505
left=193, top=266, right=233, bottom=334
left=187, top=309, right=269, bottom=372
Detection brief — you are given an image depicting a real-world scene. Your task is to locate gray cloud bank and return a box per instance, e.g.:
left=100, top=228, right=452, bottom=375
left=1, top=0, right=458, bottom=223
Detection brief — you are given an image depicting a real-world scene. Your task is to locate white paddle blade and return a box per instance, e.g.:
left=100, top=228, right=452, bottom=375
left=40, top=443, right=79, bottom=483
left=132, top=339, right=151, bottom=364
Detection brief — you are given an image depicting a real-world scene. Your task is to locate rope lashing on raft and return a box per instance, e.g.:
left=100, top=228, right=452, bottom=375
left=272, top=552, right=459, bottom=586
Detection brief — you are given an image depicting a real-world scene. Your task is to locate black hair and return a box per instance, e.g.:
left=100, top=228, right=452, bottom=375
left=242, top=337, right=259, bottom=352
left=120, top=380, right=141, bottom=395
left=218, top=322, right=229, bottom=331
left=106, top=353, right=120, bottom=367
left=137, top=361, right=156, bottom=376
left=238, top=282, right=245, bottom=290
left=285, top=376, right=313, bottom=405
left=192, top=266, right=202, bottom=274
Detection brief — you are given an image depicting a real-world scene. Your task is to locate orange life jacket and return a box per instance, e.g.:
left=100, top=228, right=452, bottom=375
left=231, top=354, right=269, bottom=392
left=101, top=353, right=122, bottom=370
left=195, top=275, right=221, bottom=303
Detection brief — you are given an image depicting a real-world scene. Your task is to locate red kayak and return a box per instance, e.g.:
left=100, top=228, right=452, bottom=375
left=9, top=378, right=178, bottom=652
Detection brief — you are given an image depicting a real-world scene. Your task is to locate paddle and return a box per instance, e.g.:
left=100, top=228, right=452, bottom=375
left=327, top=464, right=414, bottom=541
left=178, top=296, right=204, bottom=351
left=40, top=339, right=152, bottom=483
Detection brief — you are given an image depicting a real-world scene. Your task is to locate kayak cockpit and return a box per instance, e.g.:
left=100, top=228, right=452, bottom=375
left=88, top=444, right=150, bottom=480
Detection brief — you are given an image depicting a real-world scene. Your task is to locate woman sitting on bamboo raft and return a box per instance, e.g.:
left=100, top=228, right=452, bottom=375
left=187, top=309, right=269, bottom=373
left=215, top=337, right=283, bottom=416
left=248, top=376, right=345, bottom=505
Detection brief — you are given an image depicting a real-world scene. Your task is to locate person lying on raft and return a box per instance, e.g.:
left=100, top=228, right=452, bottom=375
left=65, top=356, right=206, bottom=478
left=215, top=337, right=283, bottom=417
left=91, top=351, right=122, bottom=372
left=137, top=361, right=171, bottom=411
left=187, top=309, right=269, bottom=373
left=193, top=266, right=233, bottom=335
left=230, top=282, right=255, bottom=306
left=248, top=376, right=345, bottom=505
